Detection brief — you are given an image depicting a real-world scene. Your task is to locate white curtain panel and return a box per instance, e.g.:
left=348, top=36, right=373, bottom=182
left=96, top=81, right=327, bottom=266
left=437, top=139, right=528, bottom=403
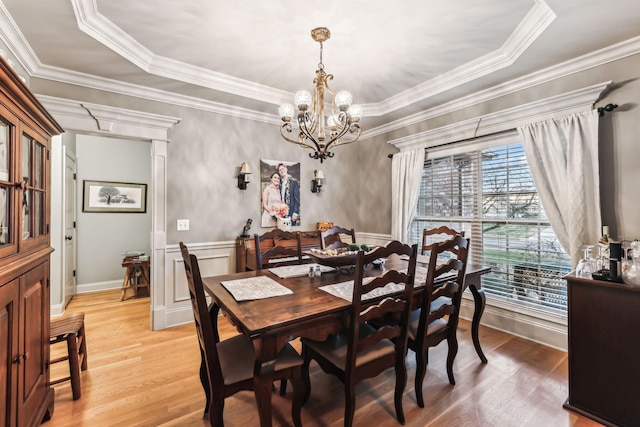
left=518, top=110, right=601, bottom=268
left=391, top=148, right=425, bottom=242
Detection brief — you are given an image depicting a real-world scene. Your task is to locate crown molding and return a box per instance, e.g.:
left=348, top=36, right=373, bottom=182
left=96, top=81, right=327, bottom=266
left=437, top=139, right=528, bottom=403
left=34, top=64, right=280, bottom=126
left=362, top=35, right=640, bottom=141
left=366, top=0, right=555, bottom=117
left=0, top=0, right=41, bottom=74
left=70, top=0, right=290, bottom=106
left=2, top=1, right=638, bottom=137
left=387, top=80, right=611, bottom=151
left=69, top=0, right=552, bottom=115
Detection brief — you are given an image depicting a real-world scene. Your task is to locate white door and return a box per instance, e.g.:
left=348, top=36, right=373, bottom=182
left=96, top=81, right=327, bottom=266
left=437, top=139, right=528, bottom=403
left=63, top=149, right=77, bottom=307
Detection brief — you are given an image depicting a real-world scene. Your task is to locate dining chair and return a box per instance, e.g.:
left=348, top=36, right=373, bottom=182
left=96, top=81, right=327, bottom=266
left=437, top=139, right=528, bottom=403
left=421, top=225, right=465, bottom=256
left=320, top=225, right=356, bottom=250
left=409, top=234, right=470, bottom=408
left=179, top=242, right=304, bottom=427
left=301, top=240, right=418, bottom=427
left=254, top=229, right=303, bottom=270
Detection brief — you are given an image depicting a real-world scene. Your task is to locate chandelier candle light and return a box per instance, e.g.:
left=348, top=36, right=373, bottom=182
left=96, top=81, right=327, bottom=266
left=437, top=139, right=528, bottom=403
left=279, top=27, right=362, bottom=162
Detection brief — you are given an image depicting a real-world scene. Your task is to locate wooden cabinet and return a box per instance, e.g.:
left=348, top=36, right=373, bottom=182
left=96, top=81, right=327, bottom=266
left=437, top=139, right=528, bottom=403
left=564, top=273, right=640, bottom=427
left=0, top=56, right=63, bottom=426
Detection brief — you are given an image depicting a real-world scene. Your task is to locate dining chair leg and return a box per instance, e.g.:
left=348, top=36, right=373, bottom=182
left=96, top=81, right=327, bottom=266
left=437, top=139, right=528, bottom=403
left=414, top=347, right=428, bottom=408
left=199, top=350, right=211, bottom=419
left=394, top=357, right=407, bottom=424
left=446, top=334, right=458, bottom=385
left=290, top=368, right=305, bottom=427
left=279, top=379, right=287, bottom=395
left=344, top=380, right=356, bottom=427
left=301, top=349, right=312, bottom=405
left=210, top=395, right=225, bottom=427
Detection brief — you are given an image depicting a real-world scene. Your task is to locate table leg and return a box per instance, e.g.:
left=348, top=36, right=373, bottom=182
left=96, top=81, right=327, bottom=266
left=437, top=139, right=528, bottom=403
left=468, top=284, right=488, bottom=363
left=253, top=358, right=276, bottom=427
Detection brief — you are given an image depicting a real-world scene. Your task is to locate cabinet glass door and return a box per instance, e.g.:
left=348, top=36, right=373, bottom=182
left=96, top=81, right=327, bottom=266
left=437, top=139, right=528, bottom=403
left=0, top=119, right=12, bottom=250
left=20, top=132, right=48, bottom=248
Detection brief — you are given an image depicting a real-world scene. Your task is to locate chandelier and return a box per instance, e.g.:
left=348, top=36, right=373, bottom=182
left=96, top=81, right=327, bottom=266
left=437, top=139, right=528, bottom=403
left=278, top=27, right=362, bottom=163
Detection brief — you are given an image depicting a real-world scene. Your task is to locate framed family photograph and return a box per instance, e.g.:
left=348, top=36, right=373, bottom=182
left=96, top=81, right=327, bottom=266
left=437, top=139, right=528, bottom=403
left=259, top=160, right=301, bottom=228
left=82, top=180, right=147, bottom=213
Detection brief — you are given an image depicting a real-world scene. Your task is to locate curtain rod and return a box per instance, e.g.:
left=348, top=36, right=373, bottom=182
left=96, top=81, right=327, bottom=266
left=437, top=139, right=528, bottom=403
left=388, top=104, right=619, bottom=159
left=388, top=127, right=516, bottom=159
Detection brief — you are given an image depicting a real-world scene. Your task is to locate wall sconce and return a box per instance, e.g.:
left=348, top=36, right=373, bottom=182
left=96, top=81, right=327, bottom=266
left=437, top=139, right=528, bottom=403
left=237, top=162, right=251, bottom=190
left=311, top=170, right=325, bottom=193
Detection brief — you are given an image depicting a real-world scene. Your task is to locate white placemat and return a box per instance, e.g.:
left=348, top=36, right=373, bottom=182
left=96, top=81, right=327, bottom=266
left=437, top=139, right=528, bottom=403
left=320, top=277, right=408, bottom=302
left=268, top=263, right=335, bottom=279
left=221, top=275, right=293, bottom=301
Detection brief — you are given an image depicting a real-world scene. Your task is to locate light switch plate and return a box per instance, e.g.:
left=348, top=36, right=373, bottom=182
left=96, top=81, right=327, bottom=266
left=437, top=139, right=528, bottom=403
left=177, top=219, right=190, bottom=231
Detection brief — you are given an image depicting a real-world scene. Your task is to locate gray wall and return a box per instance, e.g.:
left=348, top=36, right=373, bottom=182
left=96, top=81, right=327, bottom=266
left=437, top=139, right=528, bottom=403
left=76, top=135, right=151, bottom=284
left=31, top=51, right=640, bottom=248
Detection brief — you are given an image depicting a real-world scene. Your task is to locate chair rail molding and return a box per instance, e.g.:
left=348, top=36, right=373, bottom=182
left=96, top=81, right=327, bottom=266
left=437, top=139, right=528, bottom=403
left=41, top=95, right=180, bottom=330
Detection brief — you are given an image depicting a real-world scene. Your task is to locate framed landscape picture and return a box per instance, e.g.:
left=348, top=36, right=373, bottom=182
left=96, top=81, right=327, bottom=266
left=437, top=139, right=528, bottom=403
left=82, top=180, right=147, bottom=213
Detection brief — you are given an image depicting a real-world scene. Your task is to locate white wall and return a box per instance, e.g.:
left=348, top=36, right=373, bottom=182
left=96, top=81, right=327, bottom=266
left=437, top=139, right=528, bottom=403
left=76, top=135, right=151, bottom=291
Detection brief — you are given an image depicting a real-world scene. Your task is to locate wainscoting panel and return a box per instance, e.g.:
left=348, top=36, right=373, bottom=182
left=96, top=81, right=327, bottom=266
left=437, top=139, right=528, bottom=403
left=162, top=241, right=236, bottom=328
left=156, top=235, right=566, bottom=350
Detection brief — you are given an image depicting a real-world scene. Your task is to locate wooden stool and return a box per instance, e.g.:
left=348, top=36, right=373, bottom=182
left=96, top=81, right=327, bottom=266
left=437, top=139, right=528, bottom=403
left=121, top=256, right=151, bottom=301
left=50, top=312, right=88, bottom=400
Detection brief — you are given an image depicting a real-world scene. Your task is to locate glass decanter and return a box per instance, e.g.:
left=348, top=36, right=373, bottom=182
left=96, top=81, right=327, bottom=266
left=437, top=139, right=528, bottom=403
left=576, top=245, right=595, bottom=278
left=622, top=241, right=640, bottom=286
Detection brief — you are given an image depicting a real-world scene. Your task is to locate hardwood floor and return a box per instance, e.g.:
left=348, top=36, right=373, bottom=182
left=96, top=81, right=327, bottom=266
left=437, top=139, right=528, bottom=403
left=46, top=290, right=601, bottom=427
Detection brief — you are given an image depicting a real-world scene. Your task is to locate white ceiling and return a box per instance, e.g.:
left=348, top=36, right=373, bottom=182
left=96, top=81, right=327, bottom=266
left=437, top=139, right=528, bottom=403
left=1, top=0, right=639, bottom=131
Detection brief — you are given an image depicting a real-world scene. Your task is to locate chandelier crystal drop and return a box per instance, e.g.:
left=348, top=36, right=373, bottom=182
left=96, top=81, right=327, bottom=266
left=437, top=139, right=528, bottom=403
left=279, top=27, right=362, bottom=162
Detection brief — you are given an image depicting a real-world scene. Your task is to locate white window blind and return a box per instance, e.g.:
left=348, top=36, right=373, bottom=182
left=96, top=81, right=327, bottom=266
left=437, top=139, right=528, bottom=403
left=410, top=140, right=572, bottom=314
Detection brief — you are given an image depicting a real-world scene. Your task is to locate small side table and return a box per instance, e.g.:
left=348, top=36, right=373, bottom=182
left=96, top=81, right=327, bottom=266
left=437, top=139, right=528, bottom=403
left=121, top=256, right=151, bottom=301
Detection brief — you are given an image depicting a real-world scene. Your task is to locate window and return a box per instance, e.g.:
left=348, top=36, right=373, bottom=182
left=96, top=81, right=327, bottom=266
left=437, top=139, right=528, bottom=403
left=410, top=134, right=572, bottom=315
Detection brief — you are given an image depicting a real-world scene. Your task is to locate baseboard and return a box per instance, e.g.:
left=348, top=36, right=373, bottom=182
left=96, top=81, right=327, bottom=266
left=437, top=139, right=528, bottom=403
left=76, top=280, right=121, bottom=294
left=50, top=303, right=64, bottom=316
left=460, top=297, right=568, bottom=351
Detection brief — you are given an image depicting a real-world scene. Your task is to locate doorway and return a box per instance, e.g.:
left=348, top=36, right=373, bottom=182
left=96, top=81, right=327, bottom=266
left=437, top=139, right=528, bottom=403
left=45, top=95, right=179, bottom=330
left=73, top=134, right=152, bottom=301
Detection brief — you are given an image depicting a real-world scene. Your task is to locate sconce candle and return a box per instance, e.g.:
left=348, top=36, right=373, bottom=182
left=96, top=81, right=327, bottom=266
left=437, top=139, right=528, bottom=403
left=311, top=169, right=325, bottom=193
left=237, top=162, right=251, bottom=190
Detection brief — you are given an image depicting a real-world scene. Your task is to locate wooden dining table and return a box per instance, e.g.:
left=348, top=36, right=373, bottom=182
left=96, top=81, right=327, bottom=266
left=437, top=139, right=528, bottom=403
left=202, top=255, right=490, bottom=427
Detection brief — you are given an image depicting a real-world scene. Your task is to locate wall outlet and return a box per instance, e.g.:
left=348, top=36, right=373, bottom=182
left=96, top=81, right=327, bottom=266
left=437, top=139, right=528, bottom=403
left=177, top=219, right=190, bottom=231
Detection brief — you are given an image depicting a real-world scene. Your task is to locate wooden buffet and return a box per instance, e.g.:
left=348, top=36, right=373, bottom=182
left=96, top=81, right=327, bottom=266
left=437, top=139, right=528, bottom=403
left=235, top=231, right=322, bottom=272
left=564, top=273, right=640, bottom=427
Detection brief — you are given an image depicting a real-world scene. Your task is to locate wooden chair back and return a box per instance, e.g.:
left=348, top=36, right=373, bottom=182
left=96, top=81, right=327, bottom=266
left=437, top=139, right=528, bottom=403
left=320, top=225, right=356, bottom=250
left=350, top=240, right=418, bottom=367
left=254, top=229, right=302, bottom=269
left=421, top=225, right=465, bottom=256
left=410, top=234, right=470, bottom=407
left=179, top=242, right=223, bottom=402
